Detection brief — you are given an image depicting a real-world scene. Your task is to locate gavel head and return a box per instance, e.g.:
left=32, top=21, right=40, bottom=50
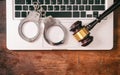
left=70, top=21, right=93, bottom=46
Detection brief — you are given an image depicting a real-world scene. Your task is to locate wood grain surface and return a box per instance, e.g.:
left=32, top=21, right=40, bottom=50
left=0, top=0, right=120, bottom=75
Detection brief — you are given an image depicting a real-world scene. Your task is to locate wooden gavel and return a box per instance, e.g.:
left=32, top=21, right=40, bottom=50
left=70, top=0, right=120, bottom=46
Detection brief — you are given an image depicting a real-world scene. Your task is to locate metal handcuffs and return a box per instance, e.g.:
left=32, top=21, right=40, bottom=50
left=43, top=16, right=67, bottom=46
left=18, top=2, right=67, bottom=45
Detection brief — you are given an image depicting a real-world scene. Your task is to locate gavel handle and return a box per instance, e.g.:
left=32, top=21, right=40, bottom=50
left=86, top=0, right=120, bottom=31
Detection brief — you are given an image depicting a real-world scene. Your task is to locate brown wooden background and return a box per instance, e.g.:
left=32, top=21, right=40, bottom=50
left=0, top=0, right=120, bottom=75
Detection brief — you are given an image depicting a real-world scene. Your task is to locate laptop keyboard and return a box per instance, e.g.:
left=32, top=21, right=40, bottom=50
left=14, top=0, right=105, bottom=18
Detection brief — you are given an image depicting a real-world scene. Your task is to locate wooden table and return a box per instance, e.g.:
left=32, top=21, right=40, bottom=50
left=0, top=0, right=120, bottom=75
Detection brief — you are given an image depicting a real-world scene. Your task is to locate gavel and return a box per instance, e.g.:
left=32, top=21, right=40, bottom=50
left=70, top=0, right=120, bottom=46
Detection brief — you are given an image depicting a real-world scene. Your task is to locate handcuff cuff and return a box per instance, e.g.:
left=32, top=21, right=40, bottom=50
left=18, top=2, right=67, bottom=45
left=43, top=16, right=67, bottom=46
left=18, top=2, right=44, bottom=42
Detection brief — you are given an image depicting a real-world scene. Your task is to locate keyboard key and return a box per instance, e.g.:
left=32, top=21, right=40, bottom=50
left=48, top=6, right=53, bottom=10
left=29, top=6, right=34, bottom=10
left=87, top=14, right=92, bottom=17
left=64, top=0, right=69, bottom=4
left=15, top=12, right=20, bottom=17
left=26, top=0, right=31, bottom=4
left=82, top=0, right=87, bottom=4
left=95, top=0, right=100, bottom=4
left=57, top=0, right=62, bottom=4
left=23, top=6, right=28, bottom=10
left=89, top=0, right=94, bottom=4
left=33, top=0, right=37, bottom=2
left=15, top=0, right=25, bottom=4
left=46, top=12, right=72, bottom=17
left=54, top=6, right=59, bottom=10
left=73, top=6, right=78, bottom=10
left=73, top=12, right=79, bottom=17
left=42, top=6, right=47, bottom=10
left=15, top=6, right=22, bottom=10
left=22, top=12, right=27, bottom=17
left=51, top=0, right=56, bottom=4
left=79, top=5, right=84, bottom=10
left=92, top=5, right=105, bottom=10
left=61, top=6, right=65, bottom=10
left=39, top=0, right=44, bottom=4
left=70, top=0, right=75, bottom=4
left=86, top=5, right=90, bottom=10
left=101, top=0, right=105, bottom=4
left=45, top=0, right=50, bottom=4
left=93, top=11, right=98, bottom=17
left=76, top=0, right=81, bottom=4
left=67, top=6, right=72, bottom=10
left=81, top=12, right=86, bottom=17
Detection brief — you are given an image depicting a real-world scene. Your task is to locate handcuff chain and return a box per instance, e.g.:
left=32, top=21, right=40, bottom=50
left=33, top=2, right=46, bottom=17
left=33, top=2, right=40, bottom=11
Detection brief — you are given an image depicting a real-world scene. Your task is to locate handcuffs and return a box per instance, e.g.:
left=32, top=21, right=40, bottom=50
left=18, top=2, right=67, bottom=45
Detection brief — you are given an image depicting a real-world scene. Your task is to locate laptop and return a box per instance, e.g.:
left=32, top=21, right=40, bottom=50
left=6, top=0, right=113, bottom=50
